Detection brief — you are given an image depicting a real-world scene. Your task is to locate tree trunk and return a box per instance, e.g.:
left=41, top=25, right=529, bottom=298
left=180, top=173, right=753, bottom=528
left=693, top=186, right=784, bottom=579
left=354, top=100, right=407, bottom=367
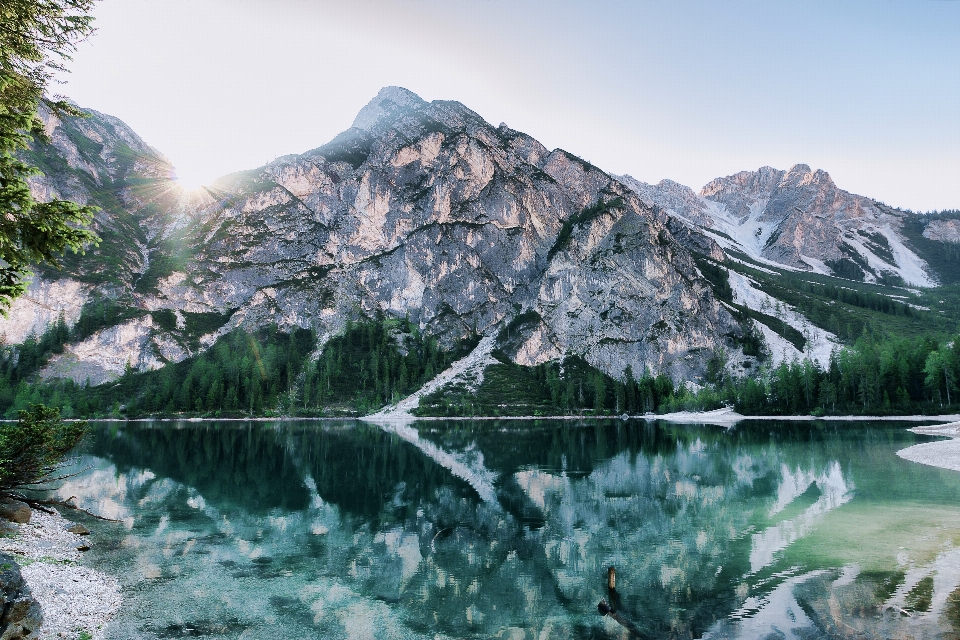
left=945, top=366, right=952, bottom=406
left=597, top=567, right=645, bottom=637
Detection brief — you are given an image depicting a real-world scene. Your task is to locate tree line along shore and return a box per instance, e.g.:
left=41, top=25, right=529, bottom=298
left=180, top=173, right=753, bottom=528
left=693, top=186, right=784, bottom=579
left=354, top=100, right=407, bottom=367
left=2, top=317, right=959, bottom=420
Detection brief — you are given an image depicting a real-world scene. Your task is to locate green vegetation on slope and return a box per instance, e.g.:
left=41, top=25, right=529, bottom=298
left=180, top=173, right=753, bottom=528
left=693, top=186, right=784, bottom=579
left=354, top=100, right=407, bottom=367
left=0, top=0, right=99, bottom=310
left=695, top=255, right=805, bottom=352
left=71, top=297, right=145, bottom=342
left=0, top=313, right=71, bottom=385
left=6, top=319, right=959, bottom=418
left=707, top=333, right=959, bottom=416
left=682, top=248, right=960, bottom=417
left=301, top=317, right=479, bottom=415
left=712, top=251, right=960, bottom=343
left=0, top=318, right=479, bottom=419
left=415, top=352, right=680, bottom=417
left=897, top=209, right=960, bottom=286
left=547, top=196, right=624, bottom=259
left=0, top=325, right=317, bottom=418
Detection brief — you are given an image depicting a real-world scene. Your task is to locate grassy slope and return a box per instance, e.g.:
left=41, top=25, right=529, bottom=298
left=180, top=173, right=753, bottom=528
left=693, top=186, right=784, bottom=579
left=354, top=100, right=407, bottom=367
left=717, top=250, right=960, bottom=344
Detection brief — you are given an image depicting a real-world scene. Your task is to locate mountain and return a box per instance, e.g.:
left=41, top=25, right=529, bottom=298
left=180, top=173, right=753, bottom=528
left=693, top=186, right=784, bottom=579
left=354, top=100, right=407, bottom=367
left=618, top=165, right=938, bottom=287
left=1, top=87, right=742, bottom=386
left=617, top=166, right=960, bottom=373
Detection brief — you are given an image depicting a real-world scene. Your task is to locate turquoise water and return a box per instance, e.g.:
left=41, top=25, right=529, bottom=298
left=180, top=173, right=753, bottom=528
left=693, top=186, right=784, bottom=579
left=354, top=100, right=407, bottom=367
left=58, top=419, right=960, bottom=639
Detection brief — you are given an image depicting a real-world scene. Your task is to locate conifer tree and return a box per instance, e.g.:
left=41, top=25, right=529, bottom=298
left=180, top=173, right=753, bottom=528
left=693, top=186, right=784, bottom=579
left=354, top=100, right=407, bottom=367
left=1, top=0, right=99, bottom=311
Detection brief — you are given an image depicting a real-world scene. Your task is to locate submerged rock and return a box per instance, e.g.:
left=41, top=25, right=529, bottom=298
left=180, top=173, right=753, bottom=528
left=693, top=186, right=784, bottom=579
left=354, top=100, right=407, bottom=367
left=0, top=553, right=42, bottom=640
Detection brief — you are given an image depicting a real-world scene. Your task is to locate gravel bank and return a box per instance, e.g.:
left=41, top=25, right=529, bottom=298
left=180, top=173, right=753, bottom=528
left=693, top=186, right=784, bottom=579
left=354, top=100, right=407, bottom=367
left=0, top=508, right=120, bottom=639
left=897, top=421, right=960, bottom=473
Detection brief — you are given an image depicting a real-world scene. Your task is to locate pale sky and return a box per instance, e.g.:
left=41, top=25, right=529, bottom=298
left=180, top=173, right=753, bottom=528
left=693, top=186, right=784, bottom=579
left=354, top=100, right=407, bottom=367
left=54, top=0, right=960, bottom=211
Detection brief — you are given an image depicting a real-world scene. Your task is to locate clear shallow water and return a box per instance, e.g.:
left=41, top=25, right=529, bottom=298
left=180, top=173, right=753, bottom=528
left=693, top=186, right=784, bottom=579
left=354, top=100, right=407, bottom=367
left=57, top=419, right=960, bottom=639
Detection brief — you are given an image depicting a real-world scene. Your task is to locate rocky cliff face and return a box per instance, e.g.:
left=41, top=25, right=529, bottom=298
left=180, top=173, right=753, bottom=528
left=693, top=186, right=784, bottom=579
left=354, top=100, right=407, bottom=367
left=1, top=87, right=741, bottom=383
left=2, top=103, right=199, bottom=382
left=924, top=219, right=960, bottom=244
left=621, top=165, right=937, bottom=287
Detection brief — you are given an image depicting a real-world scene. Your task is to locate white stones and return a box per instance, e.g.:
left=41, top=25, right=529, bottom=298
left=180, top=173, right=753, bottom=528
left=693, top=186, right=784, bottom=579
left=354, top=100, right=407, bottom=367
left=20, top=562, right=121, bottom=640
left=898, top=422, right=960, bottom=473
left=0, top=509, right=121, bottom=640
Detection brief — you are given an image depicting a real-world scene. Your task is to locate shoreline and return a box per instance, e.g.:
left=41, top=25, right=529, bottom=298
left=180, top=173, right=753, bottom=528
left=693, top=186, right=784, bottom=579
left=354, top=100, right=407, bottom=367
left=0, top=413, right=955, bottom=639
left=0, top=507, right=121, bottom=640
left=896, top=421, right=960, bottom=473
left=4, top=410, right=960, bottom=424
left=364, top=408, right=960, bottom=425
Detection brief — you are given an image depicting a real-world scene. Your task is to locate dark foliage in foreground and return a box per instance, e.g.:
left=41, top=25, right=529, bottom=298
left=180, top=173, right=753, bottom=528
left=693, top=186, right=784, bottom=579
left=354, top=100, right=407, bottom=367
left=0, top=404, right=86, bottom=500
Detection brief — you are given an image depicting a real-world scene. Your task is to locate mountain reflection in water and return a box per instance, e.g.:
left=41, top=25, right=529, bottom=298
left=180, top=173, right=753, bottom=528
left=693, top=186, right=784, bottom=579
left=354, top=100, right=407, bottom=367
left=56, top=419, right=960, bottom=639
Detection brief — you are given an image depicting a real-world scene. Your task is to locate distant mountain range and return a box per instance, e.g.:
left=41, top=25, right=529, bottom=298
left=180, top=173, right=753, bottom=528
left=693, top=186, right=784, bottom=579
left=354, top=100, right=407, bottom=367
left=2, top=87, right=958, bottom=391
left=618, top=166, right=932, bottom=287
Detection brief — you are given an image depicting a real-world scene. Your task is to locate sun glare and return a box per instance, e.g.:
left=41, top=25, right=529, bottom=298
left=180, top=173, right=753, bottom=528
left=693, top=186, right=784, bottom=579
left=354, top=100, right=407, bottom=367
left=174, top=177, right=204, bottom=193
left=173, top=169, right=208, bottom=193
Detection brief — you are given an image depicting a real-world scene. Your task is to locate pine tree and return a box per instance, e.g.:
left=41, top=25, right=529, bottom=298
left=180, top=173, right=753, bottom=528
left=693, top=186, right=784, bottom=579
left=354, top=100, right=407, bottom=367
left=0, top=0, right=100, bottom=311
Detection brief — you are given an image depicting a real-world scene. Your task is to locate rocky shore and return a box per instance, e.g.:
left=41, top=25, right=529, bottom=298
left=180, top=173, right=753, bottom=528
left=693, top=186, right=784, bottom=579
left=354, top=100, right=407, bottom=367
left=0, top=503, right=120, bottom=639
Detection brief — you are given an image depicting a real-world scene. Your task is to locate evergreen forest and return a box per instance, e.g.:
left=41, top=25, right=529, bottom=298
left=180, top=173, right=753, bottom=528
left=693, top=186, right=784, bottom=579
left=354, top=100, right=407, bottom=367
left=0, top=317, right=478, bottom=418
left=3, top=235, right=960, bottom=419
left=3, top=308, right=959, bottom=419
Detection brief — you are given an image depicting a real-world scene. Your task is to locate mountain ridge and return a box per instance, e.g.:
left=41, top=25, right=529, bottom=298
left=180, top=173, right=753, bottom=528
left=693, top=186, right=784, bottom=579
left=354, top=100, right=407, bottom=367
left=619, top=163, right=938, bottom=287
left=2, top=87, right=741, bottom=387
left=1, top=87, right=958, bottom=403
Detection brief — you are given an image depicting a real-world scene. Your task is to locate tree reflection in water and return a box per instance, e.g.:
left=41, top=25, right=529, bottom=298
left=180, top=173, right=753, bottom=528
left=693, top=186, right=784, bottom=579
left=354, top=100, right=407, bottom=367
left=54, top=419, right=960, bottom=639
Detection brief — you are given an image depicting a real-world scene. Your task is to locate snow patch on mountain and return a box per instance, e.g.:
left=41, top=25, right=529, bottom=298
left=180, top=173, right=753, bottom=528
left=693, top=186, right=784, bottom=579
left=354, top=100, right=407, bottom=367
left=726, top=270, right=839, bottom=367
left=699, top=199, right=802, bottom=270
left=618, top=167, right=937, bottom=288
left=874, top=225, right=935, bottom=287
left=798, top=255, right=831, bottom=275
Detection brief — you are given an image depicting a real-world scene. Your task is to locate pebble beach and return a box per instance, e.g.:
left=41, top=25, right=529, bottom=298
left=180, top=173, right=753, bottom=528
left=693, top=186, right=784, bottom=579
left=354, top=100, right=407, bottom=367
left=0, top=508, right=120, bottom=640
left=897, top=421, right=960, bottom=473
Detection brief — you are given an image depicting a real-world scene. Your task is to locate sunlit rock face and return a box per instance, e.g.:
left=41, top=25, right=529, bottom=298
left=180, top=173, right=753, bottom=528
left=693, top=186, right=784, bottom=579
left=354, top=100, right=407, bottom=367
left=1, top=102, right=201, bottom=381
left=0, top=279, right=89, bottom=345
left=621, top=165, right=936, bottom=287
left=41, top=316, right=165, bottom=385
left=2, top=87, right=742, bottom=381
left=924, top=219, right=960, bottom=244
left=177, top=87, right=740, bottom=379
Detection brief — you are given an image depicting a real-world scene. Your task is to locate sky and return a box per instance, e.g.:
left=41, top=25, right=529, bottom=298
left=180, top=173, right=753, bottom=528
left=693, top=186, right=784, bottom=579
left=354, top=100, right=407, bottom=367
left=54, top=0, right=960, bottom=211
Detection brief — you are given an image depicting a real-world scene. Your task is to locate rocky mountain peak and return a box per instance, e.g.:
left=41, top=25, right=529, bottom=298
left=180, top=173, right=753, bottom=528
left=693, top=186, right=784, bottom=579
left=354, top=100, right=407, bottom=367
left=351, top=86, right=428, bottom=131
left=779, top=164, right=834, bottom=190
left=700, top=166, right=769, bottom=197
left=622, top=162, right=936, bottom=287
left=0, top=87, right=745, bottom=385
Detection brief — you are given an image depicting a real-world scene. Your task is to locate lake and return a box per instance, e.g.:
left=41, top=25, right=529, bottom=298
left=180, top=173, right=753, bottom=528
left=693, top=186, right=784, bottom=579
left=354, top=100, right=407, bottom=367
left=58, top=419, right=960, bottom=639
